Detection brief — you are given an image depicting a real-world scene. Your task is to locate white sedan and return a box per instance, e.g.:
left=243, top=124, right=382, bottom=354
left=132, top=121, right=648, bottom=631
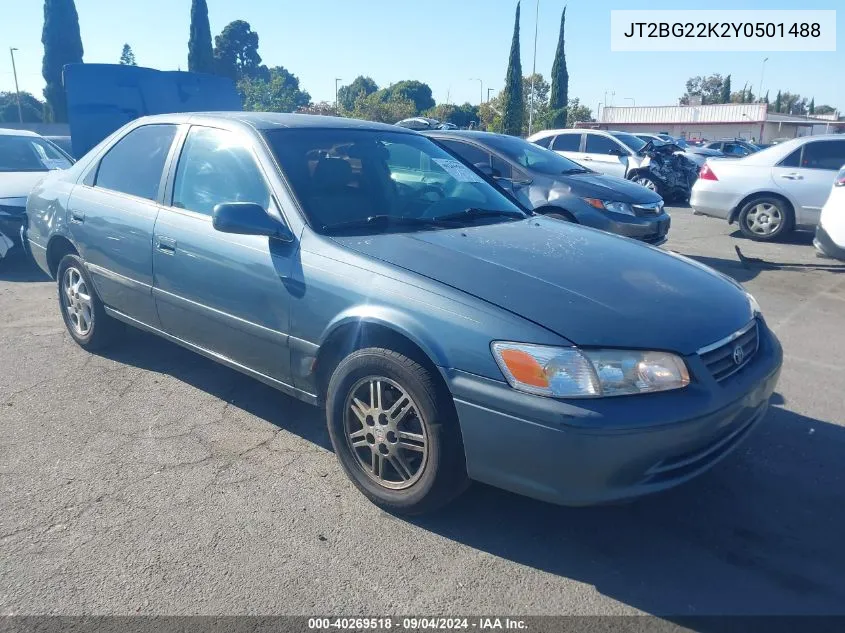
left=690, top=135, right=845, bottom=241
left=814, top=165, right=845, bottom=260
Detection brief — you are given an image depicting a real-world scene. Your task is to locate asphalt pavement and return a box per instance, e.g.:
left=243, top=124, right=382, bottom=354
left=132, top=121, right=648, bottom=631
left=1, top=207, right=844, bottom=617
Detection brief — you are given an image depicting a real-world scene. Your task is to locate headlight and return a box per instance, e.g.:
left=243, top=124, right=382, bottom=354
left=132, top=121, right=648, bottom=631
left=491, top=342, right=690, bottom=398
left=746, top=292, right=761, bottom=316
left=582, top=198, right=635, bottom=216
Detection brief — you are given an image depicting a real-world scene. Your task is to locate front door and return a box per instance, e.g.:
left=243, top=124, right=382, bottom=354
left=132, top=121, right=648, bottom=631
left=152, top=125, right=298, bottom=382
left=581, top=133, right=629, bottom=178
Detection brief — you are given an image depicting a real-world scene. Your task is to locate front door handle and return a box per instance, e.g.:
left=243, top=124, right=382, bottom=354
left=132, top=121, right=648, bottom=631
left=581, top=156, right=593, bottom=161
left=780, top=173, right=804, bottom=180
left=156, top=236, right=177, bottom=254
left=70, top=210, right=85, bottom=223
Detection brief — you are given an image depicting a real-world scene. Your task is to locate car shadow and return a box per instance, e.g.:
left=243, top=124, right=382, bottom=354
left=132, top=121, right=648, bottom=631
left=681, top=246, right=845, bottom=284
left=729, top=229, right=815, bottom=247
left=97, top=329, right=845, bottom=617
left=0, top=254, right=51, bottom=283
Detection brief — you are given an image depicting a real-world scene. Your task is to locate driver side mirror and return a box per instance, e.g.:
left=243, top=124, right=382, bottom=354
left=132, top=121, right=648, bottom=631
left=212, top=202, right=293, bottom=241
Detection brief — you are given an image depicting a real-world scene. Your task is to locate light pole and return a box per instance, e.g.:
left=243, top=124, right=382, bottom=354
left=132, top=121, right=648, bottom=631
left=335, top=78, right=342, bottom=114
left=597, top=101, right=603, bottom=123
left=528, top=0, right=540, bottom=136
left=758, top=57, right=768, bottom=103
left=9, top=48, right=23, bottom=124
left=469, top=78, right=483, bottom=105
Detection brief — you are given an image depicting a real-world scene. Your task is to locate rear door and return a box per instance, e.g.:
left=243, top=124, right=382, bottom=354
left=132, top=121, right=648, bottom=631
left=67, top=123, right=179, bottom=326
left=773, top=140, right=845, bottom=227
left=581, top=133, right=629, bottom=178
left=152, top=124, right=297, bottom=382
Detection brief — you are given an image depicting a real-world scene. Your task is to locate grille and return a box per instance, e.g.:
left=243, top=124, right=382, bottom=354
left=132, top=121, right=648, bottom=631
left=633, top=202, right=664, bottom=215
left=698, top=320, right=759, bottom=382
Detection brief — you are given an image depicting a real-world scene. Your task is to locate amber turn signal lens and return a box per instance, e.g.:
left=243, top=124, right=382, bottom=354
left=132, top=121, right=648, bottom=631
left=498, top=348, right=549, bottom=388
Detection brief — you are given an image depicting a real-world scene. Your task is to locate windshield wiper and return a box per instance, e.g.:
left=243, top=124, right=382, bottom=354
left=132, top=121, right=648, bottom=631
left=321, top=214, right=447, bottom=234
left=432, top=207, right=526, bottom=224
left=560, top=168, right=591, bottom=174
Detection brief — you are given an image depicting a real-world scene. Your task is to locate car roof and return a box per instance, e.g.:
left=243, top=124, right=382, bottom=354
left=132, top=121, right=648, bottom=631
left=424, top=130, right=518, bottom=142
left=0, top=127, right=41, bottom=137
left=130, top=112, right=417, bottom=134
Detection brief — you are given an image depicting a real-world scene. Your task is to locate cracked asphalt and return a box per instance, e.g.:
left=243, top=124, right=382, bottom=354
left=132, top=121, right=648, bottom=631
left=1, top=207, right=844, bottom=617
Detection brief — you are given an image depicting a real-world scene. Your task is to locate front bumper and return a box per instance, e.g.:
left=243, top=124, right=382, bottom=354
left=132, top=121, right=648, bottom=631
left=447, top=323, right=782, bottom=506
left=814, top=224, right=845, bottom=261
left=571, top=206, right=671, bottom=245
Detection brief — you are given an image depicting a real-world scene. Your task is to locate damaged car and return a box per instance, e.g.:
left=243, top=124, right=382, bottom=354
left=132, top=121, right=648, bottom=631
left=0, top=129, right=73, bottom=262
left=427, top=130, right=670, bottom=245
left=527, top=129, right=699, bottom=202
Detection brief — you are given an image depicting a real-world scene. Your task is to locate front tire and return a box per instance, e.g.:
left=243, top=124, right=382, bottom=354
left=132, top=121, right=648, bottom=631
left=738, top=197, right=792, bottom=241
left=326, top=347, right=468, bottom=515
left=630, top=172, right=664, bottom=199
left=57, top=254, right=121, bottom=349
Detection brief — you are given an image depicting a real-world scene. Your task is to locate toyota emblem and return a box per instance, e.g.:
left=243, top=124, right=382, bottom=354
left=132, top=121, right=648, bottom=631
left=732, top=345, right=745, bottom=366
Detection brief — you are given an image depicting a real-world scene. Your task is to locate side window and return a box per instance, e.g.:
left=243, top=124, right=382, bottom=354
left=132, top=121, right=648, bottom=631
left=490, top=154, right=513, bottom=179
left=438, top=140, right=491, bottom=168
left=532, top=136, right=554, bottom=149
left=779, top=148, right=802, bottom=168
left=173, top=127, right=270, bottom=216
left=800, top=141, right=845, bottom=170
left=95, top=125, right=177, bottom=200
left=723, top=143, right=748, bottom=156
left=585, top=134, right=624, bottom=155
left=551, top=134, right=581, bottom=152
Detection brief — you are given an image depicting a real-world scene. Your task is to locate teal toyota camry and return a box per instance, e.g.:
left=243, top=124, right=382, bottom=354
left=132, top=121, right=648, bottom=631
left=23, top=113, right=782, bottom=514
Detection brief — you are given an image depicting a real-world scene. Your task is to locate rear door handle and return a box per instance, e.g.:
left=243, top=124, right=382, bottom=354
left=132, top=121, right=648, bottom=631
left=780, top=173, right=804, bottom=180
left=581, top=157, right=593, bottom=161
left=156, top=236, right=177, bottom=254
left=70, top=210, right=85, bottom=223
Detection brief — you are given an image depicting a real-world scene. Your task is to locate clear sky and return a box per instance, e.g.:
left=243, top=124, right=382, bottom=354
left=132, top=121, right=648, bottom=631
left=1, top=0, right=842, bottom=117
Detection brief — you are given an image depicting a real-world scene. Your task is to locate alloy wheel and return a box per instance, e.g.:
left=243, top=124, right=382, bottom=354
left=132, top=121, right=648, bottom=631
left=635, top=177, right=658, bottom=192
left=343, top=376, right=429, bottom=490
left=62, top=266, right=93, bottom=336
left=745, top=203, right=783, bottom=236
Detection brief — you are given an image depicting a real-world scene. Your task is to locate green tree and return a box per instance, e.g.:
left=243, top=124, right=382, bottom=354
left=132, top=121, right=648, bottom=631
left=720, top=75, right=731, bottom=103
left=566, top=98, right=592, bottom=126
left=41, top=0, right=84, bottom=123
left=522, top=73, right=550, bottom=135
left=809, top=97, right=815, bottom=115
left=548, top=7, right=568, bottom=127
left=773, top=90, right=782, bottom=112
left=425, top=102, right=480, bottom=128
left=501, top=2, right=523, bottom=135
left=188, top=0, right=214, bottom=74
left=214, top=20, right=267, bottom=81
left=383, top=80, right=435, bottom=114
left=0, top=91, right=45, bottom=123
left=815, top=104, right=836, bottom=115
left=681, top=74, right=725, bottom=105
left=337, top=76, right=378, bottom=112
left=763, top=90, right=769, bottom=105
left=351, top=91, right=415, bottom=123
left=238, top=66, right=311, bottom=113
left=119, top=44, right=136, bottom=66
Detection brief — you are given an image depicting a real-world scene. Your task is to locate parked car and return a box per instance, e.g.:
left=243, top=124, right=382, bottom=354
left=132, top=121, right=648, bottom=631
left=703, top=139, right=761, bottom=158
left=814, top=164, right=845, bottom=260
left=0, top=128, right=73, bottom=260
left=44, top=135, right=75, bottom=158
left=527, top=128, right=698, bottom=202
left=25, top=113, right=782, bottom=514
left=635, top=133, right=725, bottom=167
left=396, top=117, right=442, bottom=131
left=690, top=135, right=845, bottom=241
left=427, top=130, right=670, bottom=245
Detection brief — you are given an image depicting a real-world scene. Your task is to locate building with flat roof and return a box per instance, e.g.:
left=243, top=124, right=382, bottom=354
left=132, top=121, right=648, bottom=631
left=586, top=103, right=843, bottom=143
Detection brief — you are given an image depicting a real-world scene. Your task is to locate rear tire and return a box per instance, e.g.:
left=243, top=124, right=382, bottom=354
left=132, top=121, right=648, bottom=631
left=738, top=197, right=792, bottom=241
left=326, top=347, right=468, bottom=515
left=57, top=254, right=121, bottom=350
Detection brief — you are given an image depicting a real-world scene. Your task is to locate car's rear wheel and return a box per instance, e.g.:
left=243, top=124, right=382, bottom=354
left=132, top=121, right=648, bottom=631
left=326, top=347, right=468, bottom=515
left=57, top=254, right=121, bottom=349
left=738, top=197, right=792, bottom=241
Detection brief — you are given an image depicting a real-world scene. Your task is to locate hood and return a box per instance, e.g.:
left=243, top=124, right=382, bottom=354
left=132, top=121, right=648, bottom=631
left=0, top=172, right=48, bottom=203
left=331, top=218, right=753, bottom=355
left=554, top=172, right=663, bottom=204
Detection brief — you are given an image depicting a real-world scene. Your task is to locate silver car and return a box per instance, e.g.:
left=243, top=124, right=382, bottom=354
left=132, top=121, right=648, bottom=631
left=635, top=133, right=724, bottom=167
left=690, top=135, right=845, bottom=241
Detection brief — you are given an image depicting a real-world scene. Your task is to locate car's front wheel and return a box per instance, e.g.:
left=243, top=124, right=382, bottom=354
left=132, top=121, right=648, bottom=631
left=326, top=347, right=468, bottom=515
left=57, top=254, right=121, bottom=349
left=630, top=172, right=664, bottom=198
left=738, top=197, right=792, bottom=241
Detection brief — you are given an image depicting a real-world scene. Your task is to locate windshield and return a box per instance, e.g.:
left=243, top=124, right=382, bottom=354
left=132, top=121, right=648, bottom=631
left=609, top=132, right=647, bottom=152
left=0, top=135, right=73, bottom=172
left=263, top=129, right=527, bottom=234
left=479, top=134, right=591, bottom=176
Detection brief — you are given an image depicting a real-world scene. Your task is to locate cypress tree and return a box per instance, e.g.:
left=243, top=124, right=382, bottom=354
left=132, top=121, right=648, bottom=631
left=549, top=7, right=568, bottom=127
left=188, top=0, right=215, bottom=74
left=41, top=0, right=84, bottom=123
left=809, top=97, right=815, bottom=115
left=774, top=90, right=782, bottom=113
left=501, top=2, right=523, bottom=136
left=720, top=75, right=731, bottom=104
